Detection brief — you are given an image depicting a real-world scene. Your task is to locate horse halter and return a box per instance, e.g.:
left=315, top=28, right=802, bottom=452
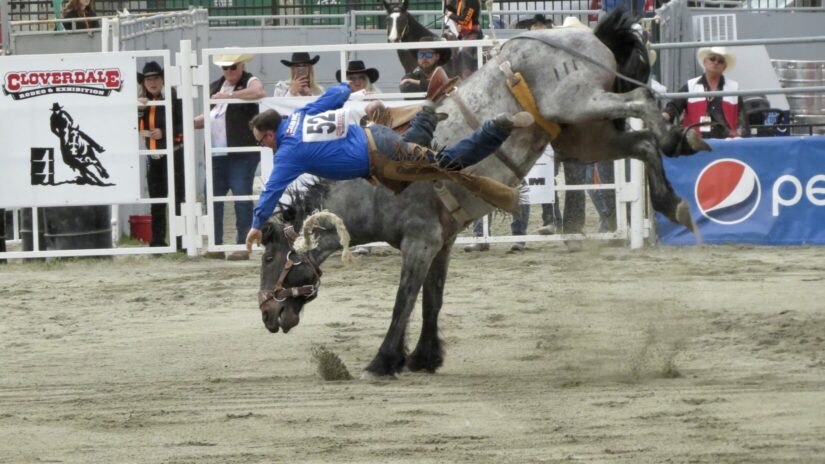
left=258, top=225, right=322, bottom=310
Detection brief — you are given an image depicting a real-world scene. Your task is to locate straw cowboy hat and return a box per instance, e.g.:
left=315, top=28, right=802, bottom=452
left=697, top=46, right=736, bottom=72
left=557, top=16, right=591, bottom=31
left=280, top=52, right=321, bottom=67
left=414, top=36, right=452, bottom=66
left=335, top=60, right=380, bottom=83
left=212, top=53, right=255, bottom=67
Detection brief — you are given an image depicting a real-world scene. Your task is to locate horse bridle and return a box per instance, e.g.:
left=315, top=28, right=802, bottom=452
left=258, top=225, right=322, bottom=310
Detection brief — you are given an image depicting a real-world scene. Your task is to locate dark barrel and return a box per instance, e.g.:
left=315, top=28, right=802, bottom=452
left=43, top=206, right=113, bottom=250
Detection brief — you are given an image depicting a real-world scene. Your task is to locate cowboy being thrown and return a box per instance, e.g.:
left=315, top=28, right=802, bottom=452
left=245, top=80, right=535, bottom=253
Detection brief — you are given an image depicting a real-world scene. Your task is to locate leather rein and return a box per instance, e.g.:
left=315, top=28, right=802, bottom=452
left=258, top=225, right=322, bottom=310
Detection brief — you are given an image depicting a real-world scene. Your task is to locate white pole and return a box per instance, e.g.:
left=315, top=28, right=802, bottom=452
left=178, top=40, right=201, bottom=257
left=629, top=158, right=644, bottom=249
left=101, top=18, right=110, bottom=52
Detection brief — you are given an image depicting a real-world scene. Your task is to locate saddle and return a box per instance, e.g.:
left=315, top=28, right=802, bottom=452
left=366, top=67, right=459, bottom=133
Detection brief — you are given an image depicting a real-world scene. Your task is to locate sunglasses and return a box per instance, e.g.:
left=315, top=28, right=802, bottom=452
left=255, top=131, right=269, bottom=147
left=417, top=51, right=435, bottom=59
left=221, top=64, right=238, bottom=71
left=707, top=56, right=726, bottom=65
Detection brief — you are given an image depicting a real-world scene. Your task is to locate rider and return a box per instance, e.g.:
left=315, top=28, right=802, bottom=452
left=244, top=81, right=534, bottom=253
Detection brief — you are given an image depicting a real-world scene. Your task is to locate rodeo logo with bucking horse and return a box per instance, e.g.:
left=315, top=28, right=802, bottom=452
left=2, top=68, right=123, bottom=187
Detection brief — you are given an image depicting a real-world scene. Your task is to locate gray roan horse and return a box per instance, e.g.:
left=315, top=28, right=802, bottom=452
left=258, top=11, right=706, bottom=378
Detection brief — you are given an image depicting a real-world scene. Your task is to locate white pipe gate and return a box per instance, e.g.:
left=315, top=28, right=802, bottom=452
left=1, top=38, right=649, bottom=261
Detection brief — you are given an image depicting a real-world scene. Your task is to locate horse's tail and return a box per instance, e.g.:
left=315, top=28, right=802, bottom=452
left=593, top=8, right=650, bottom=93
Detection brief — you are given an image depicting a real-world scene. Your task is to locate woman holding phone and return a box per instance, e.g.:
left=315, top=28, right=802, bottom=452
left=273, top=52, right=325, bottom=97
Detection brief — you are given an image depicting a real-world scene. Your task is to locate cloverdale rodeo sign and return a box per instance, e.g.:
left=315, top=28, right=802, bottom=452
left=0, top=52, right=141, bottom=208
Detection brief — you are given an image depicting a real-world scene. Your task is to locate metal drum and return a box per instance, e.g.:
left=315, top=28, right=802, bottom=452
left=772, top=60, right=825, bottom=130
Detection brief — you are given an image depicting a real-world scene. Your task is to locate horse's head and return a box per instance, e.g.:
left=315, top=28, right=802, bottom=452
left=257, top=212, right=352, bottom=334
left=384, top=0, right=410, bottom=42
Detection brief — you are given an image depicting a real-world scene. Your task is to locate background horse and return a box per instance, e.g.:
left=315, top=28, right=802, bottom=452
left=258, top=10, right=706, bottom=378
left=384, top=0, right=475, bottom=78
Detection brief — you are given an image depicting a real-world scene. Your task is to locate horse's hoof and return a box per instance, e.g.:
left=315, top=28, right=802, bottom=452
left=676, top=200, right=695, bottom=232
left=686, top=130, right=711, bottom=153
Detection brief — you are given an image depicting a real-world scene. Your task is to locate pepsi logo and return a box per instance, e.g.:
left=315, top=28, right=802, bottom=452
left=695, top=159, right=761, bottom=225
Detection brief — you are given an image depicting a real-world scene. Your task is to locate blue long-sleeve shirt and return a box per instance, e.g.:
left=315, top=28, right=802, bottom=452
left=252, top=83, right=371, bottom=229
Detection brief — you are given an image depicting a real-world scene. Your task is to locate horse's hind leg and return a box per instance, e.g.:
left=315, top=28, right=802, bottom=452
left=407, top=244, right=452, bottom=373
left=365, top=235, right=441, bottom=377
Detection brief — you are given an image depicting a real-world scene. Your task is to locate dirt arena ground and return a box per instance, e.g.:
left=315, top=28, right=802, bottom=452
left=2, top=240, right=825, bottom=463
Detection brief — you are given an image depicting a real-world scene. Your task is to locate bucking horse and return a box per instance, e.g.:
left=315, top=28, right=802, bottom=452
left=257, top=10, right=708, bottom=378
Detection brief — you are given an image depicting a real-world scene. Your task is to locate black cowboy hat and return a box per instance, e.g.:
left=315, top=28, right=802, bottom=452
left=50, top=102, right=63, bottom=111
left=335, top=60, right=380, bottom=84
left=137, top=61, right=164, bottom=84
left=414, top=36, right=451, bottom=66
left=280, top=52, right=321, bottom=67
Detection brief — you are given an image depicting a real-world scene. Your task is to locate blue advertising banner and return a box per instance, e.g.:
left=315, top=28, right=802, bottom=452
left=657, top=136, right=825, bottom=245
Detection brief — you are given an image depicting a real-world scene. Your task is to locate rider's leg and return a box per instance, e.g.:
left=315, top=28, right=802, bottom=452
left=402, top=109, right=439, bottom=147
left=433, top=112, right=534, bottom=169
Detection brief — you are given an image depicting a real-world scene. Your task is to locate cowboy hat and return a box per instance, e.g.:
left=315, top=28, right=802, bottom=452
left=414, top=37, right=452, bottom=66
left=280, top=52, right=321, bottom=67
left=515, top=13, right=554, bottom=29
left=50, top=102, right=63, bottom=111
left=212, top=53, right=255, bottom=67
left=697, top=46, right=736, bottom=72
left=137, top=61, right=163, bottom=84
left=557, top=16, right=591, bottom=31
left=335, top=60, right=380, bottom=83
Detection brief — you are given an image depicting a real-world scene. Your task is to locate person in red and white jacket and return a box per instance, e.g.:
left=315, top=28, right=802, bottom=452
left=663, top=46, right=743, bottom=139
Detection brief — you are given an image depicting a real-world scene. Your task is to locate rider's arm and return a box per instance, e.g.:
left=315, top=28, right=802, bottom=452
left=303, top=82, right=352, bottom=116
left=252, top=147, right=304, bottom=230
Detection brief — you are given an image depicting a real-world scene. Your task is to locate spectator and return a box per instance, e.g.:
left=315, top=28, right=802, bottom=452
left=244, top=84, right=534, bottom=254
left=336, top=60, right=381, bottom=95
left=273, top=52, right=325, bottom=97
left=194, top=53, right=265, bottom=260
left=663, top=47, right=742, bottom=139
left=61, top=0, right=99, bottom=30
left=444, top=0, right=482, bottom=40
left=138, top=61, right=184, bottom=249
left=400, top=37, right=452, bottom=94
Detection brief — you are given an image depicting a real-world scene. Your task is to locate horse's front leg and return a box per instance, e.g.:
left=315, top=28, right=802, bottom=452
left=617, top=130, right=695, bottom=231
left=547, top=87, right=666, bottom=138
left=407, top=242, right=453, bottom=373
left=364, top=237, right=440, bottom=378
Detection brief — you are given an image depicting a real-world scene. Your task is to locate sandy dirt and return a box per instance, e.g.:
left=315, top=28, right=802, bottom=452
left=2, top=240, right=825, bottom=463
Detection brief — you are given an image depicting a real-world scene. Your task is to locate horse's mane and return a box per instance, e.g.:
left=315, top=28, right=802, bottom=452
left=279, top=179, right=333, bottom=230
left=593, top=9, right=650, bottom=94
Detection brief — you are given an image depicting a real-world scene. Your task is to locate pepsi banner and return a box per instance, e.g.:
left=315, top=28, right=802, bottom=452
left=657, top=137, right=825, bottom=245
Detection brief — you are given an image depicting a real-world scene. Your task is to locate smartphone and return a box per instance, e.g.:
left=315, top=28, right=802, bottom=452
left=295, top=66, right=309, bottom=79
